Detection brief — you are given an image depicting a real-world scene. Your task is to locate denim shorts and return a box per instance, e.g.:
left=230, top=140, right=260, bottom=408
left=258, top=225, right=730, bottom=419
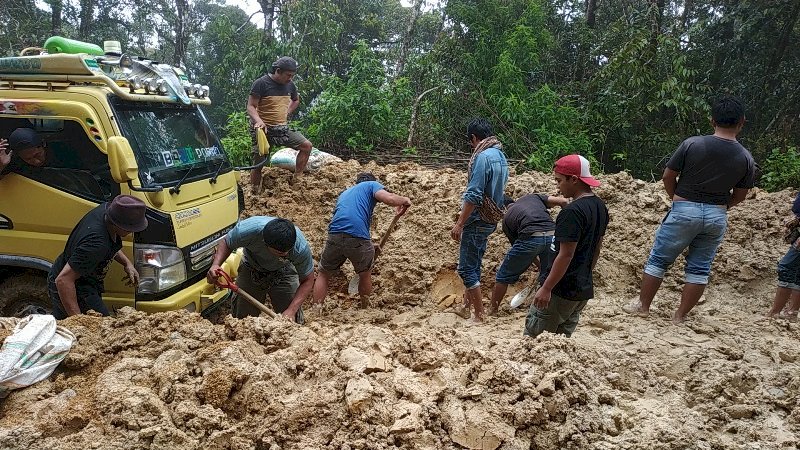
left=457, top=221, right=496, bottom=289
left=777, top=245, right=800, bottom=290
left=643, top=201, right=727, bottom=285
left=495, top=234, right=551, bottom=284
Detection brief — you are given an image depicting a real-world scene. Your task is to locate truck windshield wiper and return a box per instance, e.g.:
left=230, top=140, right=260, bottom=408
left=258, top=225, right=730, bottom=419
left=209, top=158, right=227, bottom=184
left=169, top=164, right=200, bottom=195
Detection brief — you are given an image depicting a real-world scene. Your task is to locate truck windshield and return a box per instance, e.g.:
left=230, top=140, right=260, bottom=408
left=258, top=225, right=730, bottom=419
left=111, top=99, right=231, bottom=186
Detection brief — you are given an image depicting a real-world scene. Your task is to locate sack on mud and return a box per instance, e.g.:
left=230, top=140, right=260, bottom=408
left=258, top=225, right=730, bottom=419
left=0, top=315, right=75, bottom=398
left=270, top=148, right=343, bottom=173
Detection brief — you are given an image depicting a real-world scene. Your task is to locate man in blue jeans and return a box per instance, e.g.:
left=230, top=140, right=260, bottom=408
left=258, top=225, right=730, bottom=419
left=625, top=96, right=757, bottom=324
left=489, top=193, right=568, bottom=315
left=450, top=118, right=509, bottom=322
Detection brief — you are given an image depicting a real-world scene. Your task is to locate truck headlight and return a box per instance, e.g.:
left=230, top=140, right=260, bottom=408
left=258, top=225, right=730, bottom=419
left=135, top=245, right=187, bottom=294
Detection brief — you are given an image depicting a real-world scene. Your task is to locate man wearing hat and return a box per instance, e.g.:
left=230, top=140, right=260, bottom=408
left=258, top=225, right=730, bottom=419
left=48, top=195, right=149, bottom=319
left=246, top=56, right=314, bottom=192
left=525, top=154, right=609, bottom=338
left=0, top=128, right=52, bottom=176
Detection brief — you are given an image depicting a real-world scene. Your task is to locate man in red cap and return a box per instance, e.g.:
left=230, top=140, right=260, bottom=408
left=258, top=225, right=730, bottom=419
left=246, top=56, right=314, bottom=192
left=48, top=195, right=149, bottom=319
left=525, top=154, right=608, bottom=338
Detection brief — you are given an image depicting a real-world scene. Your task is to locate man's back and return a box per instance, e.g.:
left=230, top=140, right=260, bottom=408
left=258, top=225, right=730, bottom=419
left=667, top=135, right=756, bottom=205
left=329, top=181, right=384, bottom=240
left=502, top=194, right=555, bottom=243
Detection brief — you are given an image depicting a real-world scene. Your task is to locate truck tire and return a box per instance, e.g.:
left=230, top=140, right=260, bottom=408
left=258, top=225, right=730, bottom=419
left=0, top=273, right=52, bottom=317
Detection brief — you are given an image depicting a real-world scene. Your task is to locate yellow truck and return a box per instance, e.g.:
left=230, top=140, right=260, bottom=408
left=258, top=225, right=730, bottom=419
left=0, top=39, right=263, bottom=317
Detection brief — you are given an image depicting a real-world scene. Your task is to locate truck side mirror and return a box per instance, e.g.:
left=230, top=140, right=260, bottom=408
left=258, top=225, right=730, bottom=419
left=256, top=127, right=270, bottom=156
left=107, top=136, right=139, bottom=183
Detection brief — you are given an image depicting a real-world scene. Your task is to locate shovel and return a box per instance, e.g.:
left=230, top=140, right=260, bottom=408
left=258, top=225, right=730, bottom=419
left=348, top=213, right=403, bottom=296
left=213, top=269, right=277, bottom=318
left=509, top=285, right=533, bottom=309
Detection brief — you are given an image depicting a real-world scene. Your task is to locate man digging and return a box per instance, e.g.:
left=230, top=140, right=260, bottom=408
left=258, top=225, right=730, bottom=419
left=313, top=172, right=411, bottom=308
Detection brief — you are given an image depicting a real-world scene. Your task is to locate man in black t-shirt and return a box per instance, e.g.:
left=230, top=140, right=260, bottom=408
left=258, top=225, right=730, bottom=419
left=490, top=193, right=567, bottom=315
left=48, top=195, right=148, bottom=319
left=625, top=96, right=756, bottom=324
left=525, top=154, right=608, bottom=338
left=246, top=56, right=314, bottom=192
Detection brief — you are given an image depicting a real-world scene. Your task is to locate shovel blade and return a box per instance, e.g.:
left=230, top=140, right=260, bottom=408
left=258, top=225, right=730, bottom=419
left=348, top=275, right=359, bottom=296
left=510, top=286, right=532, bottom=309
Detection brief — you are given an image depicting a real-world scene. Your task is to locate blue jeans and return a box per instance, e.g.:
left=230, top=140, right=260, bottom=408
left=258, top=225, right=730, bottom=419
left=777, top=245, right=800, bottom=290
left=644, top=201, right=727, bottom=285
left=495, top=235, right=551, bottom=284
left=457, top=221, right=496, bottom=289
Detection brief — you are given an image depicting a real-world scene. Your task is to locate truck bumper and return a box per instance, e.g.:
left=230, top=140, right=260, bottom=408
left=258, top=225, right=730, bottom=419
left=134, top=251, right=242, bottom=314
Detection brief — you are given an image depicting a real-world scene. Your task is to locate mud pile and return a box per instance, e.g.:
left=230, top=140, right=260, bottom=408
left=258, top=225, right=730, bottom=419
left=0, top=161, right=798, bottom=449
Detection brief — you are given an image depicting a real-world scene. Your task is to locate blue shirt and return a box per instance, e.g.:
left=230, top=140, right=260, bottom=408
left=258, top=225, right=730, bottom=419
left=328, top=181, right=384, bottom=240
left=225, top=216, right=314, bottom=277
left=463, top=146, right=509, bottom=224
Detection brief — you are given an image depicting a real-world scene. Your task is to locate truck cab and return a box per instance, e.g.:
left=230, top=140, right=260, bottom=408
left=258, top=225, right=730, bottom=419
left=0, top=40, right=251, bottom=317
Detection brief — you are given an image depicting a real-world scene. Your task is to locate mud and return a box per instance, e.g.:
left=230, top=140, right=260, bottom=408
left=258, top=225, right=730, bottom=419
left=0, top=161, right=798, bottom=449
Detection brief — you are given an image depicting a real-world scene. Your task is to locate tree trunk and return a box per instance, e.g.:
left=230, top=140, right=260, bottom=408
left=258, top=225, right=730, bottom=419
left=49, top=0, right=62, bottom=36
left=396, top=0, right=424, bottom=76
left=258, top=0, right=277, bottom=44
left=78, top=0, right=94, bottom=40
left=172, top=0, right=188, bottom=66
left=767, top=1, right=800, bottom=76
left=681, top=0, right=693, bottom=31
left=586, top=0, right=597, bottom=29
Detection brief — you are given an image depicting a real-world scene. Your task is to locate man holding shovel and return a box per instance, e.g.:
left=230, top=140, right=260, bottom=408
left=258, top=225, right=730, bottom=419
left=313, top=172, right=412, bottom=308
left=207, top=217, right=315, bottom=323
left=489, top=193, right=568, bottom=315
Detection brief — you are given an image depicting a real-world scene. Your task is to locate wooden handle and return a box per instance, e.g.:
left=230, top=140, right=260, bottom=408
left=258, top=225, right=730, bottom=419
left=378, top=214, right=402, bottom=250
left=236, top=288, right=277, bottom=318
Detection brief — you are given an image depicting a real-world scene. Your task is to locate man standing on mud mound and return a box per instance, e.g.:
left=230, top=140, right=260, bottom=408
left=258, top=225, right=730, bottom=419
left=624, top=96, right=756, bottom=324
left=451, top=118, right=509, bottom=322
left=525, top=155, right=608, bottom=338
left=49, top=195, right=148, bottom=319
left=489, top=193, right=568, bottom=316
left=208, top=217, right=315, bottom=323
left=246, top=56, right=313, bottom=192
left=313, top=172, right=412, bottom=308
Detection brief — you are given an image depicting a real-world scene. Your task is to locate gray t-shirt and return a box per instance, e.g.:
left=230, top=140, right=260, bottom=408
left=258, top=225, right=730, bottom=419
left=666, top=135, right=756, bottom=205
left=501, top=194, right=555, bottom=243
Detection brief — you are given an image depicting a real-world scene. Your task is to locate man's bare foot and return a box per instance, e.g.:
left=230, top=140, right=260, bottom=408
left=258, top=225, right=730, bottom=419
left=779, top=309, right=798, bottom=321
left=622, top=300, right=649, bottom=317
left=672, top=313, right=687, bottom=325
left=359, top=295, right=370, bottom=309
left=488, top=303, right=500, bottom=317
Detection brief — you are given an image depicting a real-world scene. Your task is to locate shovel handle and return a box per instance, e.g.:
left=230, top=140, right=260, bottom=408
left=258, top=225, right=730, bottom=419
left=236, top=288, right=278, bottom=319
left=378, top=214, right=402, bottom=249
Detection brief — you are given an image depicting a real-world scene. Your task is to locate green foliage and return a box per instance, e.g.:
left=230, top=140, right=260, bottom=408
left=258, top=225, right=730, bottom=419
left=220, top=112, right=252, bottom=167
left=3, top=0, right=799, bottom=183
left=304, top=41, right=413, bottom=151
left=762, top=147, right=800, bottom=192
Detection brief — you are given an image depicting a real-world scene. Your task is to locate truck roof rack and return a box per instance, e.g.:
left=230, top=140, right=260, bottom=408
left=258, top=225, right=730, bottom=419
left=0, top=53, right=210, bottom=105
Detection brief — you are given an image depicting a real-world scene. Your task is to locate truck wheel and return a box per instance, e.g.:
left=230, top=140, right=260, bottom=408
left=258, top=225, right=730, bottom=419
left=0, top=273, right=52, bottom=317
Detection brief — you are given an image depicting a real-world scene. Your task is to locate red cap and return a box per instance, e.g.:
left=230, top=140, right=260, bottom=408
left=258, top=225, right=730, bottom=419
left=554, top=154, right=600, bottom=187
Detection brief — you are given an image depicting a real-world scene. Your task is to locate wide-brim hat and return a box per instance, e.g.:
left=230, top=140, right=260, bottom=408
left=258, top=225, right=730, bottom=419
left=106, top=195, right=148, bottom=233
